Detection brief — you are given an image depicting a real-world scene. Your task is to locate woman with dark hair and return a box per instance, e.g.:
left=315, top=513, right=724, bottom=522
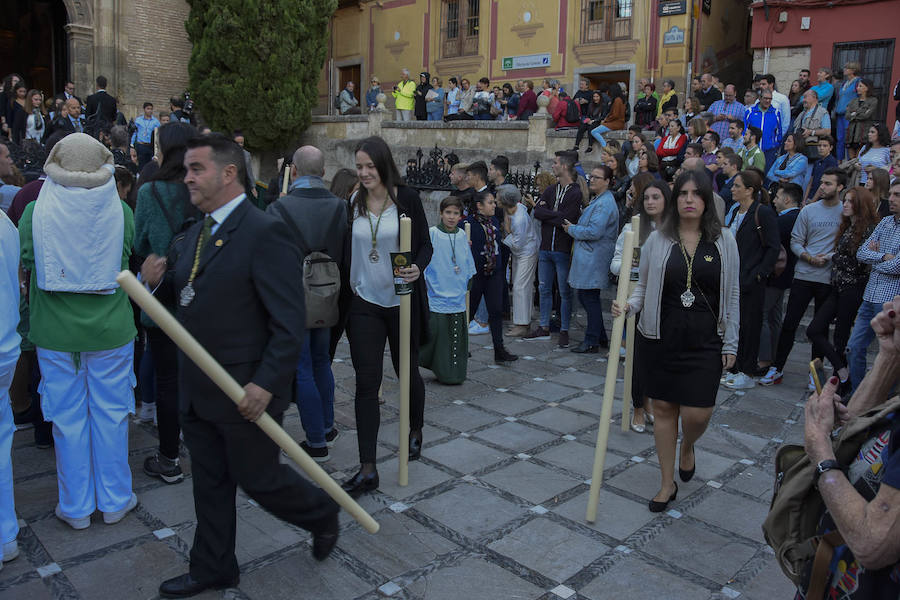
left=7, top=83, right=28, bottom=144
left=607, top=152, right=631, bottom=222
left=721, top=170, right=780, bottom=390
left=414, top=72, right=432, bottom=121
left=657, top=118, right=688, bottom=180
left=856, top=123, right=891, bottom=185
left=590, top=84, right=626, bottom=149
left=657, top=80, right=678, bottom=116
left=329, top=167, right=359, bottom=202
left=638, top=147, right=662, bottom=179
left=865, top=167, right=892, bottom=217
left=0, top=74, right=23, bottom=135
left=805, top=186, right=879, bottom=392
left=572, top=90, right=604, bottom=152
left=341, top=136, right=433, bottom=497
left=766, top=132, right=809, bottom=188
left=681, top=97, right=701, bottom=128
left=634, top=83, right=658, bottom=127
left=613, top=171, right=739, bottom=511
left=687, top=117, right=707, bottom=144
left=844, top=78, right=877, bottom=159
left=626, top=132, right=645, bottom=176
left=610, top=180, right=671, bottom=431
left=133, top=121, right=199, bottom=484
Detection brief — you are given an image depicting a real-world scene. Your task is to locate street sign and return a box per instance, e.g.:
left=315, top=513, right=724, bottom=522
left=501, top=53, right=551, bottom=71
left=663, top=26, right=685, bottom=46
left=658, top=0, right=687, bottom=16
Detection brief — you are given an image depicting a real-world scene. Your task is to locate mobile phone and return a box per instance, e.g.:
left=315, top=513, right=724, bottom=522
left=809, top=360, right=822, bottom=395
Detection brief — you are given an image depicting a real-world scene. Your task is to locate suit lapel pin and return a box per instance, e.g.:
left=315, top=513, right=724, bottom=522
left=215, top=239, right=223, bottom=247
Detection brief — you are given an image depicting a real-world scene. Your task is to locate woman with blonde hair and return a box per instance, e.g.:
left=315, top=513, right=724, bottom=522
left=687, top=117, right=707, bottom=144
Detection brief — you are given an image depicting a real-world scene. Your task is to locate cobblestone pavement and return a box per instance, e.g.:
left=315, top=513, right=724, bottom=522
left=3, top=312, right=818, bottom=600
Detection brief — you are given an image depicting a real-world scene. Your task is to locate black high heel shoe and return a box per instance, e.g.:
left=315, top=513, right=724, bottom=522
left=679, top=444, right=696, bottom=482
left=409, top=430, right=423, bottom=461
left=341, top=469, right=379, bottom=498
left=648, top=482, right=678, bottom=513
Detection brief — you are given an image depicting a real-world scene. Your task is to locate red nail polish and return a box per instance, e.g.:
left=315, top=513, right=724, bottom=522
left=890, top=310, right=897, bottom=319
left=829, top=376, right=838, bottom=385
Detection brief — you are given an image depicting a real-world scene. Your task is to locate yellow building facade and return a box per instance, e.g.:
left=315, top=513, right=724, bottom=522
left=318, top=0, right=751, bottom=114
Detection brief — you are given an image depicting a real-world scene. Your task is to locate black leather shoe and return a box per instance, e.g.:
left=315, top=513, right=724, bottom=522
left=409, top=430, right=423, bottom=461
left=312, top=513, right=339, bottom=561
left=679, top=444, right=696, bottom=482
left=648, top=482, right=678, bottom=513
left=159, top=573, right=239, bottom=598
left=341, top=470, right=379, bottom=498
left=570, top=342, right=599, bottom=354
left=494, top=347, right=519, bottom=364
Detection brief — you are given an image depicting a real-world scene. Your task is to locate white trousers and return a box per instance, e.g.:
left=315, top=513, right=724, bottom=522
left=511, top=252, right=538, bottom=326
left=37, top=344, right=135, bottom=518
left=0, top=352, right=19, bottom=546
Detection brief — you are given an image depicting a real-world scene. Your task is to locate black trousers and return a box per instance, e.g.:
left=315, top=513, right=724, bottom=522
left=347, top=296, right=425, bottom=464
left=575, top=119, right=601, bottom=147
left=774, top=279, right=832, bottom=371
left=182, top=409, right=337, bottom=583
left=147, top=327, right=180, bottom=459
left=469, top=268, right=505, bottom=350
left=805, top=283, right=864, bottom=371
left=736, top=281, right=766, bottom=374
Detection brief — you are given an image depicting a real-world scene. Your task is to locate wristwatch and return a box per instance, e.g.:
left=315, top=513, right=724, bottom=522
left=813, top=459, right=846, bottom=489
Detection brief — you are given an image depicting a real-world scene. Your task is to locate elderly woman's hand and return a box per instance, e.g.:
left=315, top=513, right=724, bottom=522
left=805, top=376, right=840, bottom=463
left=872, top=296, right=900, bottom=357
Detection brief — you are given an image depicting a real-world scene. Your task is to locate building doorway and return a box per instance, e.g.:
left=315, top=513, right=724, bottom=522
left=580, top=70, right=631, bottom=95
left=0, top=0, right=69, bottom=98
left=336, top=64, right=361, bottom=112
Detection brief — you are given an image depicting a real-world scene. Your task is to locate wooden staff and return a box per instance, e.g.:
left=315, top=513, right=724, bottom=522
left=586, top=229, right=636, bottom=523
left=398, top=216, right=412, bottom=486
left=115, top=271, right=380, bottom=534
left=621, top=215, right=641, bottom=432
left=464, top=222, right=471, bottom=318
left=280, top=163, right=291, bottom=195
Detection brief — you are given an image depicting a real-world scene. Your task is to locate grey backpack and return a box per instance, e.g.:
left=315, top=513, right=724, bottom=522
left=273, top=203, right=341, bottom=329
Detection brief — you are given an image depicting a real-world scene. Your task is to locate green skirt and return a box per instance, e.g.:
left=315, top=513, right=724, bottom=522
left=419, top=311, right=468, bottom=384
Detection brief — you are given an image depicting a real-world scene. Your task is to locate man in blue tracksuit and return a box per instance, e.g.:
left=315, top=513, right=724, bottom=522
left=743, top=90, right=783, bottom=172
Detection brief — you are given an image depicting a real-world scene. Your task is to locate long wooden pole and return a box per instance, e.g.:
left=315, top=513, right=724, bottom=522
left=115, top=271, right=380, bottom=534
left=586, top=229, right=635, bottom=523
left=464, top=222, right=471, bottom=319
left=398, top=217, right=412, bottom=486
left=621, top=215, right=640, bottom=432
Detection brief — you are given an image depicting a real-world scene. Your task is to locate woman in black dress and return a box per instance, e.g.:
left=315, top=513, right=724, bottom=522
left=613, top=171, right=740, bottom=512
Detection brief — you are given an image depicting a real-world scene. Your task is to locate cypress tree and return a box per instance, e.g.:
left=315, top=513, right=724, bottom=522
left=185, top=0, right=336, bottom=151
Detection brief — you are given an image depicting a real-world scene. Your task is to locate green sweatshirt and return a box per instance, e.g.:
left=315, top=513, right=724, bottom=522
left=19, top=201, right=137, bottom=352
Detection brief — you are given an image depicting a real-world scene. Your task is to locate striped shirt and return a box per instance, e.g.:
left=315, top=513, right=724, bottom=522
left=857, top=215, right=900, bottom=303
left=708, top=99, right=746, bottom=139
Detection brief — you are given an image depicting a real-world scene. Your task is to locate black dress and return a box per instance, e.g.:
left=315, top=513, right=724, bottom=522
left=643, top=240, right=723, bottom=407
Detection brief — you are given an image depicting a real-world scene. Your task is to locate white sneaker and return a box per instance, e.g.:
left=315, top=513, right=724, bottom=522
left=759, top=367, right=783, bottom=386
left=55, top=505, right=91, bottom=530
left=727, top=372, right=757, bottom=390
left=1, top=540, right=18, bottom=562
left=137, top=402, right=155, bottom=423
left=468, top=321, right=489, bottom=335
left=103, top=493, right=138, bottom=524
left=720, top=372, right=737, bottom=385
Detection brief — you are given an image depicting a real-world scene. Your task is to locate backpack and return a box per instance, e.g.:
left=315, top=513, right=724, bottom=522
left=762, top=395, right=900, bottom=596
left=564, top=97, right=580, bottom=123
left=754, top=204, right=787, bottom=278
left=273, top=203, right=341, bottom=329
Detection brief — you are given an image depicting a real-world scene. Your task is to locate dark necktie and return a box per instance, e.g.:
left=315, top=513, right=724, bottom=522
left=197, top=215, right=216, bottom=255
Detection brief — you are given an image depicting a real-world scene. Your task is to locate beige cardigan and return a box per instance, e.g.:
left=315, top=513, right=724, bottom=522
left=626, top=228, right=740, bottom=356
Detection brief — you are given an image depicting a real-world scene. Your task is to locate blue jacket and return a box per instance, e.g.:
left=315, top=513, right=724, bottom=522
left=743, top=105, right=783, bottom=151
left=427, top=87, right=445, bottom=114
left=807, top=154, right=838, bottom=200
left=766, top=152, right=808, bottom=188
left=835, top=77, right=860, bottom=115
left=567, top=191, right=619, bottom=290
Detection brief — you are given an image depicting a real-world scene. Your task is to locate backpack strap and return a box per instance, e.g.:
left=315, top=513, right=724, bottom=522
left=273, top=202, right=312, bottom=257
left=151, top=181, right=180, bottom=235
left=807, top=531, right=845, bottom=600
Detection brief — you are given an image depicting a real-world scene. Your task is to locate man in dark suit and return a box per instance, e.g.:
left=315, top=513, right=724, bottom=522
left=53, top=80, right=81, bottom=107
left=141, top=134, right=338, bottom=598
left=85, top=75, right=117, bottom=128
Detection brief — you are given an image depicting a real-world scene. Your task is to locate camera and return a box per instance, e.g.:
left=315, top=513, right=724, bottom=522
left=183, top=91, right=194, bottom=117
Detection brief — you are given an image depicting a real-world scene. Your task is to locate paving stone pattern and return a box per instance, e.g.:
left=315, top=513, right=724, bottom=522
left=4, top=317, right=822, bottom=599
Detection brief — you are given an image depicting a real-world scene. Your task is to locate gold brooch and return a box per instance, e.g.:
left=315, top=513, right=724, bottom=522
left=215, top=239, right=223, bottom=247
left=704, top=255, right=713, bottom=262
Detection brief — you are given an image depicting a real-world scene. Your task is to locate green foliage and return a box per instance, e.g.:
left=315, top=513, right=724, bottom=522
left=185, top=0, right=337, bottom=151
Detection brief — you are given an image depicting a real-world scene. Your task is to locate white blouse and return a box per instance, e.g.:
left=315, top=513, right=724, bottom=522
left=351, top=204, right=400, bottom=308
left=26, top=113, right=45, bottom=141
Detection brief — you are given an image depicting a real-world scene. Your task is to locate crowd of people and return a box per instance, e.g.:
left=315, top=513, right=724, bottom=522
left=2, top=65, right=900, bottom=599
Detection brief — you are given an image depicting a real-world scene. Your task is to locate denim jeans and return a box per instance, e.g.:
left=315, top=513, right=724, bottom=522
left=538, top=250, right=573, bottom=331
left=296, top=328, right=335, bottom=448
left=590, top=124, right=611, bottom=147
left=835, top=115, right=848, bottom=161
left=427, top=110, right=442, bottom=121
left=847, top=300, right=879, bottom=393
left=577, top=289, right=609, bottom=346
left=474, top=298, right=488, bottom=324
